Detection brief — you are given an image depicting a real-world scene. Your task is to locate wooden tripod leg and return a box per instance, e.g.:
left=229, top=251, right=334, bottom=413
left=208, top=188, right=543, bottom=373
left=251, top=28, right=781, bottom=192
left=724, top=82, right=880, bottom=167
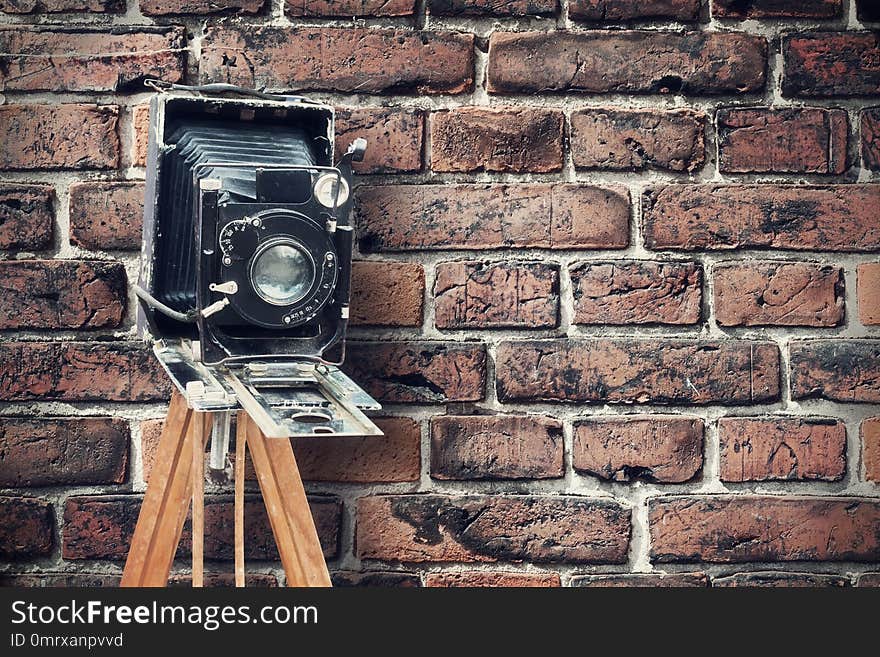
left=234, top=413, right=247, bottom=588
left=191, top=411, right=206, bottom=588
left=121, top=390, right=213, bottom=587
left=244, top=415, right=331, bottom=587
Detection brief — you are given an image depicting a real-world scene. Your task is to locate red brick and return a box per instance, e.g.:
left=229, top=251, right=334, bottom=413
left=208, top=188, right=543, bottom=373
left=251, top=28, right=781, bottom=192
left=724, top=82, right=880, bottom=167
left=0, top=260, right=127, bottom=329
left=287, top=0, right=414, bottom=15
left=0, top=27, right=185, bottom=92
left=335, top=108, right=423, bottom=174
left=858, top=0, right=880, bottom=21
left=69, top=181, right=144, bottom=251
left=344, top=342, right=486, bottom=403
left=783, top=32, right=880, bottom=97
left=571, top=573, right=708, bottom=587
left=431, top=107, right=564, bottom=173
left=62, top=495, right=340, bottom=560
left=863, top=108, right=880, bottom=170
left=571, top=108, right=705, bottom=172
left=570, top=260, right=702, bottom=325
left=0, top=342, right=171, bottom=402
left=356, top=495, right=630, bottom=563
left=429, top=0, right=554, bottom=15
left=650, top=496, right=880, bottom=563
left=132, top=105, right=150, bottom=168
left=714, top=262, right=844, bottom=327
left=496, top=339, right=780, bottom=404
left=719, top=417, right=846, bottom=483
left=570, top=0, right=701, bottom=20
left=434, top=261, right=559, bottom=329
left=430, top=415, right=563, bottom=480
left=712, top=572, right=848, bottom=587
left=332, top=571, right=421, bottom=587
left=356, top=184, right=630, bottom=252
left=0, top=417, right=128, bottom=487
left=141, top=0, right=262, bottom=14
left=350, top=261, right=423, bottom=327
left=863, top=417, right=880, bottom=483
left=858, top=263, right=880, bottom=325
left=857, top=573, right=880, bottom=586
left=0, top=183, right=53, bottom=250
left=642, top=185, right=880, bottom=252
left=790, top=340, right=880, bottom=403
left=0, top=496, right=53, bottom=558
left=713, top=0, right=841, bottom=18
left=425, top=571, right=561, bottom=587
left=488, top=31, right=766, bottom=95
left=0, top=105, right=118, bottom=171
left=718, top=108, right=847, bottom=174
left=201, top=27, right=474, bottom=95
left=293, top=417, right=421, bottom=483
left=0, top=573, right=121, bottom=586
left=0, top=0, right=122, bottom=10
left=572, top=416, right=703, bottom=483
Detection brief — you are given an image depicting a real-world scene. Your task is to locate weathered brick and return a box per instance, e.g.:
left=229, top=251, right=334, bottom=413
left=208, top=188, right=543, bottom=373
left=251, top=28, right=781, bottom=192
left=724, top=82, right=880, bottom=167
left=335, top=108, right=423, bottom=174
left=434, top=261, right=559, bottom=329
left=356, top=495, right=630, bottom=563
left=431, top=107, right=564, bottom=173
left=429, top=0, right=554, bottom=16
left=712, top=572, right=848, bottom=587
left=356, top=184, right=630, bottom=252
left=69, top=181, right=144, bottom=251
left=790, top=340, right=880, bottom=403
left=571, top=573, right=708, bottom=587
left=0, top=27, right=185, bottom=92
left=344, top=342, right=485, bottom=403
left=858, top=0, right=880, bottom=21
left=0, top=496, right=53, bottom=558
left=572, top=416, right=703, bottom=483
left=0, top=573, right=121, bottom=587
left=0, top=104, right=119, bottom=170
left=350, top=261, right=424, bottom=327
left=858, top=263, right=880, bottom=326
left=570, top=0, right=702, bottom=21
left=719, top=417, right=846, bottom=483
left=650, top=496, right=880, bottom=563
left=0, top=183, right=53, bottom=251
left=713, top=262, right=844, bottom=327
left=571, top=108, right=705, bottom=172
left=570, top=260, right=702, bottom=325
left=0, top=0, right=123, bottom=11
left=425, top=571, right=561, bottom=587
left=862, top=108, right=880, bottom=170
left=0, top=260, right=127, bottom=329
left=0, top=417, right=128, bottom=487
left=168, top=573, right=277, bottom=587
left=201, top=27, right=475, bottom=94
left=718, top=108, right=847, bottom=174
left=430, top=415, right=564, bottom=480
left=293, top=417, right=421, bottom=483
left=141, top=0, right=263, bottom=15
left=857, top=573, right=880, bottom=587
left=713, top=0, right=842, bottom=18
left=496, top=339, right=780, bottom=404
left=132, top=104, right=150, bottom=168
left=332, top=571, right=421, bottom=587
left=862, top=417, right=880, bottom=483
left=643, top=185, right=880, bottom=252
left=783, top=32, right=880, bottom=97
left=287, top=0, right=414, bottom=15
left=0, top=342, right=171, bottom=402
left=62, top=495, right=340, bottom=560
left=488, top=31, right=766, bottom=95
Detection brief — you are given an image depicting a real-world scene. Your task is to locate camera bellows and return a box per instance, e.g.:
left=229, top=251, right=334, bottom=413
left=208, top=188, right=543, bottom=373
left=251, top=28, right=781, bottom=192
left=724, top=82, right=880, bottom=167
left=154, top=121, right=319, bottom=316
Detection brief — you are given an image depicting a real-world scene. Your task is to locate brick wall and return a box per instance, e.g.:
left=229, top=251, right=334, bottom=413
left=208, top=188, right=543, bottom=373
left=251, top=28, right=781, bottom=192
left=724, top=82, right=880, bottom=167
left=1, top=0, right=879, bottom=588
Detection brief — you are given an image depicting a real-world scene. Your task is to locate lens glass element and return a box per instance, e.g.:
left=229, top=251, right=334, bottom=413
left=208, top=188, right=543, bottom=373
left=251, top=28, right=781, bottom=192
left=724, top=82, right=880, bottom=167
left=251, top=242, right=315, bottom=306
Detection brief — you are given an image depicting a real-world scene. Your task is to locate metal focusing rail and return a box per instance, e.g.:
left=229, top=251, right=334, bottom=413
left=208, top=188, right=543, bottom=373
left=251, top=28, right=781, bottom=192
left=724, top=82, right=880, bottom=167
left=154, top=340, right=382, bottom=468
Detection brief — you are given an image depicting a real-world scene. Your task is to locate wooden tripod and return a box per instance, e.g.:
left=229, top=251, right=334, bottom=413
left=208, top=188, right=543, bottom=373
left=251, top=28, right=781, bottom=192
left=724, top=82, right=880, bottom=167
left=121, top=389, right=331, bottom=587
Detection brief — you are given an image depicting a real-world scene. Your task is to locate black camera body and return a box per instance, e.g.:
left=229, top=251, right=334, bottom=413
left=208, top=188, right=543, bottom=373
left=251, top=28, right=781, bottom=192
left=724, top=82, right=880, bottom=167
left=138, top=87, right=365, bottom=366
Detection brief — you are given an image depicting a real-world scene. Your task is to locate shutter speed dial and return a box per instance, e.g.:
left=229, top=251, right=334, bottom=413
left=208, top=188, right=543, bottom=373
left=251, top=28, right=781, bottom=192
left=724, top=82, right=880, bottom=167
left=219, top=218, right=262, bottom=266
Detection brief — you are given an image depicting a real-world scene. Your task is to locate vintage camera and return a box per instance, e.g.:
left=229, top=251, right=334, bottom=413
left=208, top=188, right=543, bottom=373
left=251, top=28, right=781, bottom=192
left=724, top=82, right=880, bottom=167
left=137, top=83, right=381, bottom=440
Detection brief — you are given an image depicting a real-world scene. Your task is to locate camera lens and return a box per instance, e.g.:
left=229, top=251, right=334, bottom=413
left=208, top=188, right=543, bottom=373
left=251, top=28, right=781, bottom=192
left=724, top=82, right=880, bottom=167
left=250, top=241, right=315, bottom=306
